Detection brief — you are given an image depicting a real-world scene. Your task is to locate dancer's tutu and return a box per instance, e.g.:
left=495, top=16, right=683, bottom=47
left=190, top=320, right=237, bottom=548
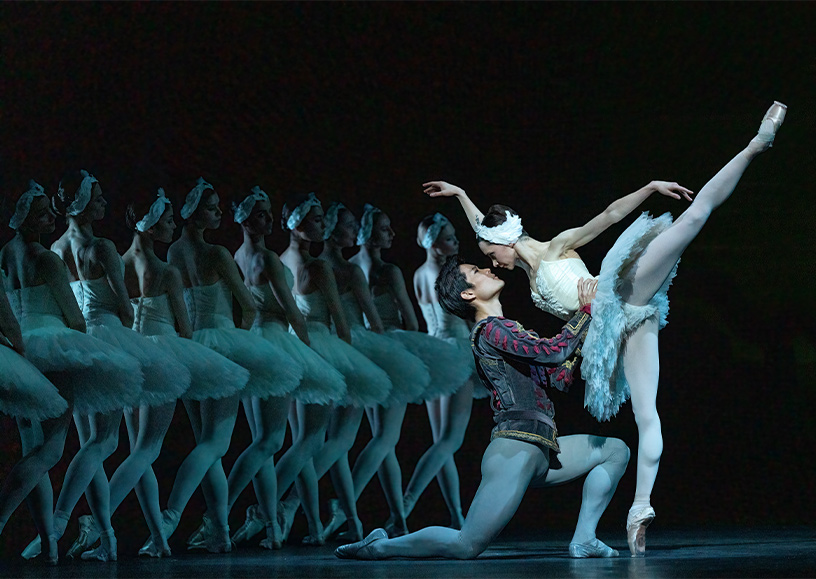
left=0, top=343, right=68, bottom=421
left=252, top=321, right=347, bottom=405
left=581, top=212, right=679, bottom=421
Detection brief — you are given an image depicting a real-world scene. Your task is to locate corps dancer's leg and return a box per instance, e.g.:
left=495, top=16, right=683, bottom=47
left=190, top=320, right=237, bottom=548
left=274, top=402, right=332, bottom=501
left=379, top=450, right=407, bottom=533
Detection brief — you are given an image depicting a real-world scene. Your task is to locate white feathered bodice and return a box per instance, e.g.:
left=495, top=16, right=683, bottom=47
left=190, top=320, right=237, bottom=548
left=531, top=258, right=595, bottom=320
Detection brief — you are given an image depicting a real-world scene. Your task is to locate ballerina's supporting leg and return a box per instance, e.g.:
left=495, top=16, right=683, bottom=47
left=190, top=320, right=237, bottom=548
left=274, top=401, right=332, bottom=502
left=379, top=450, right=408, bottom=533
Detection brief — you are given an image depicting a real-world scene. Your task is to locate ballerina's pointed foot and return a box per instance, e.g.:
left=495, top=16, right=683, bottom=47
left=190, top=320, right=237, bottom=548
left=187, top=513, right=212, bottom=546
left=138, top=536, right=171, bottom=558
left=750, top=101, right=787, bottom=152
left=323, top=498, right=346, bottom=539
left=188, top=520, right=232, bottom=554
left=67, top=515, right=101, bottom=559
left=231, top=504, right=265, bottom=545
left=45, top=535, right=59, bottom=566
left=21, top=535, right=41, bottom=560
left=335, top=517, right=364, bottom=543
left=259, top=520, right=283, bottom=550
left=626, top=506, right=656, bottom=558
left=335, top=528, right=387, bottom=560
left=569, top=538, right=619, bottom=558
left=80, top=529, right=116, bottom=562
left=277, top=500, right=297, bottom=543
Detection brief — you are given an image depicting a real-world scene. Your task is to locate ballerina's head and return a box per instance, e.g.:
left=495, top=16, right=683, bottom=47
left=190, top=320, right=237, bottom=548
left=281, top=192, right=325, bottom=242
left=9, top=180, right=55, bottom=235
left=233, top=186, right=274, bottom=237
left=417, top=212, right=459, bottom=257
left=322, top=202, right=358, bottom=249
left=126, top=188, right=176, bottom=244
left=52, top=170, right=106, bottom=224
left=475, top=204, right=527, bottom=271
left=180, top=177, right=221, bottom=230
left=357, top=204, right=394, bottom=249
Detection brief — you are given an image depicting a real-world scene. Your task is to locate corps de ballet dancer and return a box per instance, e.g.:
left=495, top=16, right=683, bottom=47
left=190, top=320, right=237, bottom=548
left=318, top=202, right=430, bottom=540
left=423, top=101, right=787, bottom=555
left=228, top=187, right=346, bottom=549
left=278, top=192, right=392, bottom=544
left=336, top=256, right=630, bottom=560
left=2, top=180, right=144, bottom=564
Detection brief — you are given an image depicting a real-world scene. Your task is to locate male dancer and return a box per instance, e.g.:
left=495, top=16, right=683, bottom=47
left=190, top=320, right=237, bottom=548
left=336, top=256, right=629, bottom=559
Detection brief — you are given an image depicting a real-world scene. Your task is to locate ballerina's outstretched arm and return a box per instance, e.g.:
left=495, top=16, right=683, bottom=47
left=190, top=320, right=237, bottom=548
left=423, top=181, right=484, bottom=232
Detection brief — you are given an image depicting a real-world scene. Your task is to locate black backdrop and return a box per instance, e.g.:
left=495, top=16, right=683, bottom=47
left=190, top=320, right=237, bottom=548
left=1, top=2, right=815, bottom=557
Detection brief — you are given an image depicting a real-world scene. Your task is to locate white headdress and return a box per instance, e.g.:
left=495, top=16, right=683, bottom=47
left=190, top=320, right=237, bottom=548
left=322, top=202, right=347, bottom=240
left=233, top=186, right=270, bottom=224
left=474, top=211, right=523, bottom=245
left=356, top=203, right=382, bottom=246
left=135, top=188, right=172, bottom=232
left=63, top=170, right=99, bottom=216
left=180, top=177, right=214, bottom=220
left=285, top=192, right=321, bottom=231
left=9, top=180, right=47, bottom=230
left=419, top=212, right=450, bottom=249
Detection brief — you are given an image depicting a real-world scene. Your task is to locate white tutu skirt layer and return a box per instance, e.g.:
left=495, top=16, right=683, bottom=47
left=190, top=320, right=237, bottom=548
left=0, top=345, right=68, bottom=421
left=87, top=324, right=190, bottom=407
left=440, top=335, right=488, bottom=399
left=581, top=212, right=679, bottom=422
left=305, top=322, right=392, bottom=407
left=251, top=323, right=346, bottom=405
left=145, top=335, right=249, bottom=401
left=22, top=327, right=144, bottom=415
left=349, top=326, right=430, bottom=406
left=387, top=330, right=476, bottom=402
left=192, top=327, right=302, bottom=400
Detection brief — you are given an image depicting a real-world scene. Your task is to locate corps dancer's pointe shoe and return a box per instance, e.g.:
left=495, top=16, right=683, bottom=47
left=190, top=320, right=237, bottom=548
left=751, top=101, right=787, bottom=151
left=626, top=506, right=656, bottom=558
left=277, top=500, right=297, bottom=543
left=323, top=498, right=346, bottom=539
left=140, top=508, right=180, bottom=554
left=259, top=520, right=283, bottom=550
left=67, top=515, right=101, bottom=559
left=45, top=535, right=59, bottom=566
left=80, top=528, right=117, bottom=562
left=138, top=536, right=171, bottom=558
left=335, top=528, right=387, bottom=560
left=21, top=536, right=41, bottom=560
left=569, top=538, right=619, bottom=558
left=231, top=505, right=266, bottom=545
left=187, top=513, right=213, bottom=546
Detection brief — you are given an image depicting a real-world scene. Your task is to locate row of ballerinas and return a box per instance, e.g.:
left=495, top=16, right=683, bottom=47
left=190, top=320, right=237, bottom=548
left=0, top=170, right=489, bottom=564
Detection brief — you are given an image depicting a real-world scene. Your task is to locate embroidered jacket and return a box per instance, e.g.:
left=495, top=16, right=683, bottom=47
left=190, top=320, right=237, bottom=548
left=470, top=305, right=592, bottom=452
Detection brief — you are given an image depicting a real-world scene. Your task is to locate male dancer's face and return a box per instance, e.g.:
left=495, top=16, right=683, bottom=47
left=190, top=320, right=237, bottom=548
left=460, top=263, right=504, bottom=303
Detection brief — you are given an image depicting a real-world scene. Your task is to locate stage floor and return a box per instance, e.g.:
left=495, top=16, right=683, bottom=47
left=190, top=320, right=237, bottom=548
left=2, top=526, right=814, bottom=578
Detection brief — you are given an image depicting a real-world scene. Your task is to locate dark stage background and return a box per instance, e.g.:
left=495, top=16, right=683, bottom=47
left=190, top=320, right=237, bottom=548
left=1, top=2, right=815, bottom=559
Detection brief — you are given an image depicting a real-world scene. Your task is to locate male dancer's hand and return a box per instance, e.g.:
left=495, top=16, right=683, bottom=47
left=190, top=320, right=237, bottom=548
left=577, top=277, right=598, bottom=307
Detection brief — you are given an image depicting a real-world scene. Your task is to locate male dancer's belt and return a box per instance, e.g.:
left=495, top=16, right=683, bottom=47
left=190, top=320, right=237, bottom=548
left=495, top=409, right=556, bottom=432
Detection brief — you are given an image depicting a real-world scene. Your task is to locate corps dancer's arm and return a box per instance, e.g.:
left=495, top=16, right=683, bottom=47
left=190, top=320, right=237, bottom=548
left=0, top=285, right=25, bottom=354
left=214, top=246, right=257, bottom=330
left=383, top=264, right=419, bottom=332
left=263, top=252, right=310, bottom=345
left=547, top=181, right=694, bottom=258
left=349, top=265, right=385, bottom=334
left=96, top=240, right=134, bottom=328
left=165, top=265, right=193, bottom=339
left=312, top=260, right=352, bottom=343
left=423, top=181, right=484, bottom=233
left=39, top=251, right=86, bottom=332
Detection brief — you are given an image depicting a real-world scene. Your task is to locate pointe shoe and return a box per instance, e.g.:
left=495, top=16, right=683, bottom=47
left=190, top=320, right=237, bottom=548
left=45, top=535, right=59, bottom=566
left=277, top=501, right=297, bottom=543
left=259, top=520, right=283, bottom=550
left=67, top=515, right=101, bottom=559
left=140, top=509, right=180, bottom=553
left=323, top=498, right=346, bottom=538
left=301, top=533, right=326, bottom=546
left=335, top=517, right=363, bottom=543
left=80, top=528, right=116, bottom=562
left=231, top=505, right=265, bottom=545
left=334, top=528, right=387, bottom=560
left=751, top=101, right=787, bottom=151
left=626, top=506, right=656, bottom=558
left=138, top=536, right=171, bottom=558
left=21, top=535, right=41, bottom=560
left=569, top=538, right=619, bottom=558
left=187, top=513, right=213, bottom=546
left=187, top=519, right=232, bottom=553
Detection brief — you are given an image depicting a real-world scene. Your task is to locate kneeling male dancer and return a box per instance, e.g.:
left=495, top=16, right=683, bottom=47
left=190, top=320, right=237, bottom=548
left=336, top=256, right=629, bottom=560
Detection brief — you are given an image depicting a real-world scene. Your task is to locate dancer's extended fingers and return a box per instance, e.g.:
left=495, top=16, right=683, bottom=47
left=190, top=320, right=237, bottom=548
left=673, top=183, right=695, bottom=202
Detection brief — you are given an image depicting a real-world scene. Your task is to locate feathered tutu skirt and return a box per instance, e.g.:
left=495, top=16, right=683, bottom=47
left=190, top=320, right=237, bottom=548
left=348, top=326, right=430, bottom=406
left=251, top=321, right=346, bottom=405
left=385, top=329, right=472, bottom=402
left=21, top=326, right=144, bottom=415
left=581, top=212, right=679, bottom=422
left=192, top=327, right=303, bottom=400
left=0, top=344, right=68, bottom=421
left=304, top=322, right=392, bottom=407
left=436, top=334, right=489, bottom=400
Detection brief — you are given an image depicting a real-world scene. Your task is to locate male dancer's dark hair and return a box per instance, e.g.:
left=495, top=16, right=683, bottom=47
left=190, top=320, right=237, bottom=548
left=434, top=255, right=476, bottom=320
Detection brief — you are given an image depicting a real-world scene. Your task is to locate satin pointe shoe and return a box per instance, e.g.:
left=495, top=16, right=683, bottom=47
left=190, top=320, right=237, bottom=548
left=140, top=508, right=180, bottom=553
left=569, top=538, right=619, bottom=558
left=45, top=535, right=59, bottom=566
left=335, top=528, right=387, bottom=560
left=80, top=528, right=117, bottom=562
left=231, top=505, right=265, bottom=545
left=259, top=520, right=283, bottom=550
left=187, top=513, right=213, bottom=546
left=277, top=500, right=297, bottom=543
left=301, top=533, right=326, bottom=546
left=21, top=535, right=41, bottom=560
left=626, top=505, right=656, bottom=558
left=187, top=518, right=232, bottom=553
left=322, top=498, right=346, bottom=539
left=67, top=515, right=101, bottom=559
left=138, top=535, right=171, bottom=558
left=751, top=101, right=787, bottom=151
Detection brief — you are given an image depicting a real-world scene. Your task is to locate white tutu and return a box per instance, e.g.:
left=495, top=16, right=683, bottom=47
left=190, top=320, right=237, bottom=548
left=192, top=327, right=303, bottom=400
left=0, top=344, right=68, bottom=421
left=444, top=335, right=488, bottom=399
left=581, top=212, right=679, bottom=421
left=348, top=326, right=430, bottom=406
left=252, top=322, right=346, bottom=405
left=305, top=322, right=392, bottom=407
left=386, top=329, right=473, bottom=402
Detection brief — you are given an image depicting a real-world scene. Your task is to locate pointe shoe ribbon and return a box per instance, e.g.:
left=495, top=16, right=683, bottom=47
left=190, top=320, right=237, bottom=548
left=334, top=528, right=387, bottom=560
left=626, top=506, right=656, bottom=558
left=752, top=101, right=787, bottom=148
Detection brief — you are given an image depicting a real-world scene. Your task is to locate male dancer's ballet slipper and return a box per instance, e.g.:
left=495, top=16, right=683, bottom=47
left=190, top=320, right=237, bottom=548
left=231, top=504, right=266, bottom=545
left=626, top=506, right=655, bottom=558
left=751, top=101, right=787, bottom=150
left=568, top=538, right=619, bottom=558
left=80, top=528, right=117, bottom=562
left=67, top=515, right=101, bottom=559
left=335, top=528, right=387, bottom=559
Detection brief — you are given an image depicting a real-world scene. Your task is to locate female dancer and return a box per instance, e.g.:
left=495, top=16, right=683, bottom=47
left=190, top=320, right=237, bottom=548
left=319, top=202, right=430, bottom=539
left=1, top=181, right=142, bottom=563
left=423, top=101, right=786, bottom=555
left=157, top=178, right=301, bottom=553
left=228, top=187, right=346, bottom=549
left=279, top=192, right=391, bottom=544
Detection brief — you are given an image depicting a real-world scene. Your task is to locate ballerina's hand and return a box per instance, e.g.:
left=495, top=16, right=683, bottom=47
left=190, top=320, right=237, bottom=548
left=652, top=181, right=694, bottom=202
left=577, top=277, right=599, bottom=307
left=423, top=181, right=466, bottom=198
